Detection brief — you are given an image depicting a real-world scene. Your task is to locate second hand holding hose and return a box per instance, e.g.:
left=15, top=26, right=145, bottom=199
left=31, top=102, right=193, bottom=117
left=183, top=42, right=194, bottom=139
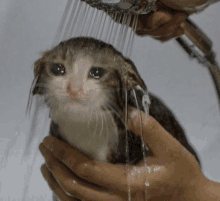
left=97, top=0, right=220, bottom=111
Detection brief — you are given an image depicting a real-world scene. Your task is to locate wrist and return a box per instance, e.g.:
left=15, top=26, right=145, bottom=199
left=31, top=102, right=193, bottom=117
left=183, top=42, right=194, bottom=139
left=181, top=0, right=211, bottom=13
left=202, top=178, right=220, bottom=200
left=180, top=175, right=219, bottom=201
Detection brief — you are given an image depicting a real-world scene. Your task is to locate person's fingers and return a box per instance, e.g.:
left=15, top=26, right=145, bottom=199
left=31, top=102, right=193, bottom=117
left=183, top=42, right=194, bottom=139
left=41, top=139, right=130, bottom=192
left=41, top=164, right=77, bottom=201
left=41, top=137, right=134, bottom=192
left=76, top=161, right=132, bottom=192
left=136, top=11, right=173, bottom=32
left=128, top=109, right=184, bottom=158
left=43, top=136, right=91, bottom=168
left=152, top=26, right=185, bottom=42
left=41, top=131, right=168, bottom=192
left=42, top=137, right=130, bottom=189
left=73, top=158, right=166, bottom=194
left=40, top=144, right=122, bottom=201
left=136, top=12, right=187, bottom=39
left=146, top=12, right=187, bottom=36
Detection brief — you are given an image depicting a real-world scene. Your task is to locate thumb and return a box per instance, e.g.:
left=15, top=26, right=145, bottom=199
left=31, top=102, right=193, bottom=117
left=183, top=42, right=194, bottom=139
left=128, top=109, right=182, bottom=158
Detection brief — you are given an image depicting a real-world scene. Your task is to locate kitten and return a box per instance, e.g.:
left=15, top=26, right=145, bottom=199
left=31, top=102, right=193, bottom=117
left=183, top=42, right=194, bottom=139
left=31, top=37, right=200, bottom=165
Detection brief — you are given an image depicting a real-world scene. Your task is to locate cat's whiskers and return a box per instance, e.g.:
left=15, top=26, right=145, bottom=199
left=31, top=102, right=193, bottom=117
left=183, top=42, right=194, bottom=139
left=34, top=82, right=68, bottom=98
left=93, top=107, right=98, bottom=137
left=49, top=99, right=59, bottom=115
left=44, top=94, right=55, bottom=106
left=102, top=105, right=117, bottom=142
left=87, top=103, right=94, bottom=128
left=26, top=83, right=49, bottom=114
left=105, top=102, right=125, bottom=125
left=99, top=110, right=104, bottom=138
left=102, top=109, right=109, bottom=141
left=46, top=95, right=61, bottom=114
left=33, top=83, right=49, bottom=88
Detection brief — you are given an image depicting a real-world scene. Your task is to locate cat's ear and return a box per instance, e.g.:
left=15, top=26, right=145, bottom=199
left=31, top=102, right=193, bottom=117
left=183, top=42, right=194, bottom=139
left=120, top=59, right=150, bottom=113
left=32, top=58, right=46, bottom=95
left=122, top=58, right=146, bottom=90
left=26, top=58, right=46, bottom=114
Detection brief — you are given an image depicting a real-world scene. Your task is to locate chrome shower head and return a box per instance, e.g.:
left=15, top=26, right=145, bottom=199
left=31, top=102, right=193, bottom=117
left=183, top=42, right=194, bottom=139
left=81, top=0, right=157, bottom=14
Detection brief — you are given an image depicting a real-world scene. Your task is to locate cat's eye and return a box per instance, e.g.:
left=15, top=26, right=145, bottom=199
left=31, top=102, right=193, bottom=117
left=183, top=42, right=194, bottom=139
left=51, top=63, right=65, bottom=76
left=89, top=67, right=105, bottom=79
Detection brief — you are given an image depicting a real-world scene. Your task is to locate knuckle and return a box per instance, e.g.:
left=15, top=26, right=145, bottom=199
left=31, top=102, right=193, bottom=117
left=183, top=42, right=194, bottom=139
left=46, top=160, right=53, bottom=171
left=55, top=147, right=68, bottom=161
left=75, top=163, right=90, bottom=178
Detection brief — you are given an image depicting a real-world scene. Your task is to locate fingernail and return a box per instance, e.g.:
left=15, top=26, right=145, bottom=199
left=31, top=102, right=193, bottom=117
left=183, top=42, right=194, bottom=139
left=43, top=136, right=53, bottom=150
left=41, top=165, right=51, bottom=180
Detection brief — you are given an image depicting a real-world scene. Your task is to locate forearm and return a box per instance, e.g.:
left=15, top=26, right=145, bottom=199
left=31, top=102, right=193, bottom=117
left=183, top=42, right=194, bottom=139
left=202, top=179, right=220, bottom=200
left=160, top=0, right=219, bottom=13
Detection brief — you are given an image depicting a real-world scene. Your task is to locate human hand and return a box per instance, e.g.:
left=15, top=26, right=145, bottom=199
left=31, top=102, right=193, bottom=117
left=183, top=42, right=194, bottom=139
left=135, top=2, right=187, bottom=41
left=39, top=109, right=208, bottom=201
left=118, top=0, right=210, bottom=41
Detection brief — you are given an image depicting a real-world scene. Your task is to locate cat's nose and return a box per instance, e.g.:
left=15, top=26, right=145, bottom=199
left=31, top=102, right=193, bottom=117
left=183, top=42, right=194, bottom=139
left=67, top=80, right=83, bottom=101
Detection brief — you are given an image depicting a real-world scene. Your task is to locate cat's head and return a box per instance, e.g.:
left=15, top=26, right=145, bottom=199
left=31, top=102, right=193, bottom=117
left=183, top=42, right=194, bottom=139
left=30, top=37, right=147, bottom=122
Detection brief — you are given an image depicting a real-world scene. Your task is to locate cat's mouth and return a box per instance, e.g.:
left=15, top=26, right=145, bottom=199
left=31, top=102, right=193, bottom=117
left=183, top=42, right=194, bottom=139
left=67, top=95, right=96, bottom=108
left=67, top=85, right=92, bottom=104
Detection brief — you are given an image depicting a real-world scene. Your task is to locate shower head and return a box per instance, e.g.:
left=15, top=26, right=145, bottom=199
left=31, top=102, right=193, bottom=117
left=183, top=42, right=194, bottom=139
left=81, top=0, right=157, bottom=14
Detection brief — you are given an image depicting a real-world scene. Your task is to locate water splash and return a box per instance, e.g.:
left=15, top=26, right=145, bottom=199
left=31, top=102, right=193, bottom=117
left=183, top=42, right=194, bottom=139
left=52, top=0, right=138, bottom=58
left=23, top=1, right=141, bottom=200
left=124, top=88, right=132, bottom=200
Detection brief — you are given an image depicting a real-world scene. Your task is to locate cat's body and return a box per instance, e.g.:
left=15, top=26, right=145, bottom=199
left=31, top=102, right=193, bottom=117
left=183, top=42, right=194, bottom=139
left=49, top=91, right=200, bottom=165
left=31, top=37, right=199, bottom=199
